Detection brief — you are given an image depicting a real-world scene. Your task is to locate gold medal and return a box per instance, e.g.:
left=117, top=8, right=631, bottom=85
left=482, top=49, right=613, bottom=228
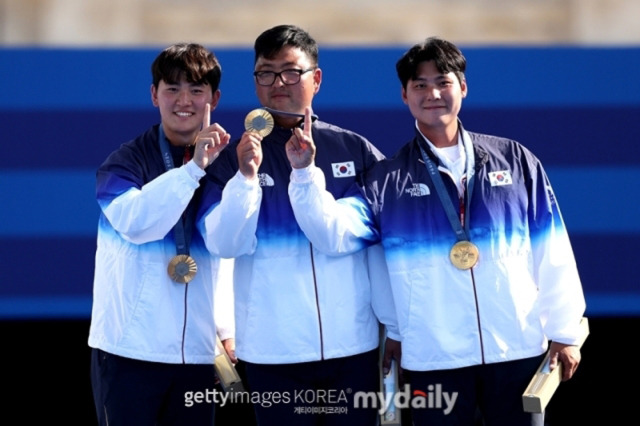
left=167, top=255, right=198, bottom=283
left=449, top=241, right=479, bottom=270
left=244, top=108, right=274, bottom=137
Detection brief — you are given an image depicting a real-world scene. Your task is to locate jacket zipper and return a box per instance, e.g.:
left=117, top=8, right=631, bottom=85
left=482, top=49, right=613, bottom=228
left=309, top=243, right=324, bottom=360
left=469, top=267, right=485, bottom=364
left=459, top=194, right=485, bottom=364
left=181, top=283, right=189, bottom=364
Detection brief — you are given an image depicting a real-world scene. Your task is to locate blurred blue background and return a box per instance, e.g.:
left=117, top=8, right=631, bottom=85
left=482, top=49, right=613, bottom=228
left=2, top=46, right=639, bottom=319
left=2, top=0, right=639, bottom=422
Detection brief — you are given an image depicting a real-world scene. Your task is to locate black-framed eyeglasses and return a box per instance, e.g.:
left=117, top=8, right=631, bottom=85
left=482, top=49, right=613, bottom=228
left=253, top=68, right=315, bottom=86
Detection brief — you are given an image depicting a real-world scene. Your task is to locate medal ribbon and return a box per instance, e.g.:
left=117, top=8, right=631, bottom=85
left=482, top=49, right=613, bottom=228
left=262, top=106, right=319, bottom=121
left=158, top=125, right=195, bottom=256
left=417, top=127, right=475, bottom=242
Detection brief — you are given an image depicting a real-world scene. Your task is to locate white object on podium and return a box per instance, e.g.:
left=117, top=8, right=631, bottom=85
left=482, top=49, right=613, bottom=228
left=522, top=317, right=589, bottom=413
left=214, top=336, right=245, bottom=393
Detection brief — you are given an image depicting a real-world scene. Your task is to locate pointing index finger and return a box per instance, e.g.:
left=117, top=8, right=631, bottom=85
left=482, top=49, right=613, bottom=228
left=203, top=103, right=211, bottom=129
left=303, top=107, right=311, bottom=136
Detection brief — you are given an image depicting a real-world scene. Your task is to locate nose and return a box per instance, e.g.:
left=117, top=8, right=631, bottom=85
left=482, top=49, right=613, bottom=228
left=270, top=73, right=286, bottom=87
left=427, top=86, right=440, bottom=100
left=177, top=89, right=192, bottom=104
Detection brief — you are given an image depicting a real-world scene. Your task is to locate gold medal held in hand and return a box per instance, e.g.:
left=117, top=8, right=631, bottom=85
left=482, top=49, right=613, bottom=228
left=449, top=241, right=479, bottom=270
left=168, top=254, right=198, bottom=283
left=244, top=108, right=274, bottom=137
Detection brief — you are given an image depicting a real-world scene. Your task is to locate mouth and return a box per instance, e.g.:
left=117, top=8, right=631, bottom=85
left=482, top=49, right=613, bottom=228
left=175, top=111, right=195, bottom=118
left=270, top=91, right=289, bottom=99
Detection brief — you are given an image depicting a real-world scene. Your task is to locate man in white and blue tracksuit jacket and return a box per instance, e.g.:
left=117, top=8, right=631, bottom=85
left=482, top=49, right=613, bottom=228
left=88, top=43, right=232, bottom=426
left=288, top=37, right=586, bottom=426
left=202, top=24, right=400, bottom=426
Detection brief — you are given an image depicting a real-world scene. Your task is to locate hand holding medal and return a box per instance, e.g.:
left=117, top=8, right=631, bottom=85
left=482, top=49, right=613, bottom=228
left=237, top=108, right=272, bottom=180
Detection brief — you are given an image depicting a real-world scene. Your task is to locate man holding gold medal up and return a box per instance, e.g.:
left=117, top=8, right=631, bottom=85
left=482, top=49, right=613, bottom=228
left=289, top=37, right=586, bottom=425
left=203, top=25, right=400, bottom=425
left=88, top=43, right=230, bottom=425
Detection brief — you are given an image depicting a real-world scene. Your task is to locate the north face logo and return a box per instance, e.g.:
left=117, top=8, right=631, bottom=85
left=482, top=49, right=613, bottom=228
left=405, top=183, right=430, bottom=197
left=258, top=173, right=275, bottom=187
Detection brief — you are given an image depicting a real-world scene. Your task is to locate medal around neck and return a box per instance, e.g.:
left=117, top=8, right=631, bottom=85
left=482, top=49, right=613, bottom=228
left=244, top=108, right=274, bottom=137
left=449, top=240, right=479, bottom=270
left=168, top=254, right=198, bottom=283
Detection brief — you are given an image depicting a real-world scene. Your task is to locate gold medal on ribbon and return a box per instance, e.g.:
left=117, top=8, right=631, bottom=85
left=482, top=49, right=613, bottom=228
left=449, top=241, right=479, bottom=270
left=244, top=108, right=274, bottom=137
left=168, top=254, right=198, bottom=283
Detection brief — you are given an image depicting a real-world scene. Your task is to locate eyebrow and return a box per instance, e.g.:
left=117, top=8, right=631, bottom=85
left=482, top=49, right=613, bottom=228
left=255, top=61, right=300, bottom=70
left=412, top=74, right=452, bottom=82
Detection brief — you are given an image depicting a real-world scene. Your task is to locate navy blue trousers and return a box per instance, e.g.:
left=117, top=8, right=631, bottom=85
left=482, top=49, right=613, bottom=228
left=244, top=349, right=379, bottom=426
left=90, top=348, right=216, bottom=426
left=405, top=354, right=545, bottom=426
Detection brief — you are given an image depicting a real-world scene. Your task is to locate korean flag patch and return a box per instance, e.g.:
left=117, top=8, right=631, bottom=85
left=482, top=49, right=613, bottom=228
left=489, top=170, right=513, bottom=186
left=332, top=161, right=355, bottom=178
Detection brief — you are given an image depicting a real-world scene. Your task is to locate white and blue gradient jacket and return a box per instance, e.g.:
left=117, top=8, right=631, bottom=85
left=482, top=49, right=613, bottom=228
left=203, top=119, right=400, bottom=364
left=289, top=126, right=586, bottom=371
left=88, top=125, right=220, bottom=364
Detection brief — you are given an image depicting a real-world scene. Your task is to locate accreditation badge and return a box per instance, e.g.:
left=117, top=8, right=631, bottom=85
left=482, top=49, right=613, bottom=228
left=167, top=255, right=198, bottom=283
left=449, top=241, right=479, bottom=270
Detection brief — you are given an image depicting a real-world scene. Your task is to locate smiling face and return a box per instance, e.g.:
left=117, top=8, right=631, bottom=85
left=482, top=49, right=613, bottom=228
left=402, top=60, right=467, bottom=147
left=151, top=75, right=220, bottom=146
left=254, top=46, right=321, bottom=128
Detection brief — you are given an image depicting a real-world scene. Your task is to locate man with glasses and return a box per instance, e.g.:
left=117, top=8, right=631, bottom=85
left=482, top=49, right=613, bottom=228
left=203, top=24, right=400, bottom=425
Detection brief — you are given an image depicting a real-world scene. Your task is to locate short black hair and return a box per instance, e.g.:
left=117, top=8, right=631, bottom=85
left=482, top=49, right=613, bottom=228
left=396, top=37, right=466, bottom=89
left=151, top=43, right=221, bottom=92
left=254, top=25, right=318, bottom=66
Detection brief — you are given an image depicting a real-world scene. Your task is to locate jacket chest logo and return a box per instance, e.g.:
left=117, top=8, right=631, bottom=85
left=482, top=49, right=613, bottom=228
left=331, top=161, right=355, bottom=178
left=258, top=173, right=275, bottom=187
left=488, top=170, right=512, bottom=186
left=405, top=183, right=431, bottom=197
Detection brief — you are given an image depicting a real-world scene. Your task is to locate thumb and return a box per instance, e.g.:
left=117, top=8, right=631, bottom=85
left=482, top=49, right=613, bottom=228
left=548, top=351, right=559, bottom=371
left=382, top=351, right=392, bottom=376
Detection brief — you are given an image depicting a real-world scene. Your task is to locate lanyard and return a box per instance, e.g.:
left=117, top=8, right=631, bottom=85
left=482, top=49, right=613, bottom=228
left=158, top=125, right=194, bottom=255
left=417, top=130, right=475, bottom=242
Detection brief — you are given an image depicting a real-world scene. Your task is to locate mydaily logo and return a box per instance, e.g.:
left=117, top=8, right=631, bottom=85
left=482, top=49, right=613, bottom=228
left=354, top=384, right=458, bottom=415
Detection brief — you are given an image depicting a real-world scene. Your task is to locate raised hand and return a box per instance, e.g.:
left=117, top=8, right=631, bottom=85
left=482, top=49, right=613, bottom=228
left=237, top=131, right=264, bottom=180
left=285, top=107, right=315, bottom=169
left=193, top=103, right=231, bottom=169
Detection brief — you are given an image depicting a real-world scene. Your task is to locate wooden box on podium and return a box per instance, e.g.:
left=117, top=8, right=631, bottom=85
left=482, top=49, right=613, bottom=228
left=214, top=336, right=245, bottom=393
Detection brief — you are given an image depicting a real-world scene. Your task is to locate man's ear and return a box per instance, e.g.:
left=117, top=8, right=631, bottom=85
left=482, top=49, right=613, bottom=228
left=150, top=84, right=159, bottom=107
left=313, top=67, right=322, bottom=95
left=209, top=89, right=221, bottom=110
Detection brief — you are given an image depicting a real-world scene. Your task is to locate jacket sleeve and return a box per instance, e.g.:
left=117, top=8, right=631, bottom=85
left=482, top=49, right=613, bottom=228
left=98, top=161, right=204, bottom=245
left=200, top=170, right=262, bottom=258
left=529, top=160, right=586, bottom=345
left=288, top=164, right=380, bottom=255
left=368, top=243, right=401, bottom=340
